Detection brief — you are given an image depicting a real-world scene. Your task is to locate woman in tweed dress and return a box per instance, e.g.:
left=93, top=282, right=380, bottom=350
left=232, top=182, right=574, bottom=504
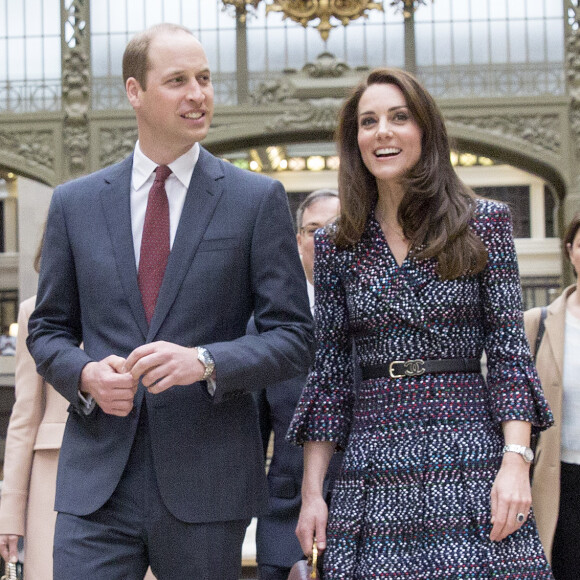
left=287, top=68, right=554, bottom=579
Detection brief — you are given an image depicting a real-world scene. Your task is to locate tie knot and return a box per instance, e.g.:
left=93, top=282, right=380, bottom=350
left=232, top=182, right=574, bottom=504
left=154, top=165, right=172, bottom=183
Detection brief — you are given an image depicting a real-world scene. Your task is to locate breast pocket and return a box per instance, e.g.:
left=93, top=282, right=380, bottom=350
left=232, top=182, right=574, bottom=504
left=197, top=237, right=239, bottom=252
left=183, top=237, right=245, bottom=313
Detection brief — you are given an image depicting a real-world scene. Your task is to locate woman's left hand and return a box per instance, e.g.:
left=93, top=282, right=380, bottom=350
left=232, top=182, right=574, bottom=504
left=489, top=452, right=531, bottom=542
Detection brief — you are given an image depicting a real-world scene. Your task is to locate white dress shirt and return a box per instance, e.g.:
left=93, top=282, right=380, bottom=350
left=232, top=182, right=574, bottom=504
left=131, top=141, right=199, bottom=267
left=79, top=142, right=206, bottom=409
left=131, top=142, right=216, bottom=394
left=561, top=309, right=580, bottom=463
left=307, top=280, right=315, bottom=314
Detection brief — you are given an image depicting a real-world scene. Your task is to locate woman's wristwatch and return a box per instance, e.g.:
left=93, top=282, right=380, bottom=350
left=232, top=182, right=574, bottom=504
left=503, top=444, right=534, bottom=463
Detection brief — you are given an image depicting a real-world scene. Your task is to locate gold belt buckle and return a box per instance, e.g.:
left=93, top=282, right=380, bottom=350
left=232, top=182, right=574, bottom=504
left=389, top=359, right=425, bottom=378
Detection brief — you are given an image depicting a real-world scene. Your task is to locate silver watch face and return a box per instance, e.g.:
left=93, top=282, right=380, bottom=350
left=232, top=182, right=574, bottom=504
left=523, top=447, right=534, bottom=462
left=198, top=348, right=210, bottom=365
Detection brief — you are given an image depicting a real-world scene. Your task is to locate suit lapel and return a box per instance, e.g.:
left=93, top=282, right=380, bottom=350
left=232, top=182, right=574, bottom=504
left=148, top=148, right=225, bottom=339
left=99, top=156, right=149, bottom=340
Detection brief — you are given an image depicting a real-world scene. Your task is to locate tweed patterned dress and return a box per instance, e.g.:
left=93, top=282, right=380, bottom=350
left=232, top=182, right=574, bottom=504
left=288, top=199, right=554, bottom=579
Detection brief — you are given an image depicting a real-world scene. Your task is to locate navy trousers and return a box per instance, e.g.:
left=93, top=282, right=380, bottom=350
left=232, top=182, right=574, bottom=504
left=53, top=400, right=249, bottom=580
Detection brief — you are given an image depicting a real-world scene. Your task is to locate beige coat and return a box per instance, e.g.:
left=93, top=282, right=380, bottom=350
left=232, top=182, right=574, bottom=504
left=0, top=298, right=157, bottom=580
left=524, top=285, right=575, bottom=564
left=0, top=297, right=68, bottom=579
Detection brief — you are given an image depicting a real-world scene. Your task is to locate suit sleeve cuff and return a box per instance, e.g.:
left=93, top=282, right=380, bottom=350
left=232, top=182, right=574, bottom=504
left=78, top=390, right=96, bottom=415
left=206, top=377, right=217, bottom=397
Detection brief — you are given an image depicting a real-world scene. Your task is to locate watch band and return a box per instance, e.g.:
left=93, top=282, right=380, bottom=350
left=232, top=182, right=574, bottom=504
left=196, top=347, right=215, bottom=382
left=503, top=443, right=534, bottom=463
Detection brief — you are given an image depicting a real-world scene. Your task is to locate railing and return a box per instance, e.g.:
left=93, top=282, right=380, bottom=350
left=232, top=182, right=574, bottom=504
left=0, top=61, right=566, bottom=114
left=0, top=80, right=62, bottom=114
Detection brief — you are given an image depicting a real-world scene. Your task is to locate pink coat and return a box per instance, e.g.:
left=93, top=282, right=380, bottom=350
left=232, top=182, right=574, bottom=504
left=0, top=296, right=68, bottom=578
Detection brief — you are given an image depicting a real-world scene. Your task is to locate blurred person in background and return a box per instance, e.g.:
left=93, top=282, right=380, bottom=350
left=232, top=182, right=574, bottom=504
left=525, top=212, right=580, bottom=580
left=255, top=189, right=342, bottom=580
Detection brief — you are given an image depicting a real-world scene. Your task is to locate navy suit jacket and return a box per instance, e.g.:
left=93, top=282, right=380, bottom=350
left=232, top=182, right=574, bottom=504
left=27, top=147, right=314, bottom=524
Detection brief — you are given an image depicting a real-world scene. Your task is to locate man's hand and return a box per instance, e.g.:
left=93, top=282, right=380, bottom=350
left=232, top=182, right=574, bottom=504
left=80, top=355, right=137, bottom=416
left=124, top=341, right=205, bottom=394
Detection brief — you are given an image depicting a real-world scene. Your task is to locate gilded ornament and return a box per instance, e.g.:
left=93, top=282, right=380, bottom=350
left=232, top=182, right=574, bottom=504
left=222, top=0, right=262, bottom=22
left=389, top=0, right=430, bottom=19
left=266, top=1, right=384, bottom=41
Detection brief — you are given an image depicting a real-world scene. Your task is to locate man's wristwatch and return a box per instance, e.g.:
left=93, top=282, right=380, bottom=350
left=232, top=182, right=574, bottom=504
left=196, top=347, right=215, bottom=382
left=503, top=444, right=534, bottom=463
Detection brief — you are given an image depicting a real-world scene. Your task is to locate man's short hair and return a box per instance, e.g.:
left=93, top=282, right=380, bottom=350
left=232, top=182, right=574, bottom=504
left=122, top=23, right=194, bottom=89
left=296, top=188, right=339, bottom=230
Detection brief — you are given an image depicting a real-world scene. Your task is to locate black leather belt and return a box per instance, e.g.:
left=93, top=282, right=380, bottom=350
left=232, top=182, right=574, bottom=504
left=362, top=358, right=481, bottom=380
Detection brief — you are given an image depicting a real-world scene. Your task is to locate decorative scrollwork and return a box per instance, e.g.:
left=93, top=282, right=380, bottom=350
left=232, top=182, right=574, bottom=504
left=251, top=78, right=296, bottom=104
left=62, top=50, right=90, bottom=122
left=266, top=98, right=343, bottom=131
left=568, top=0, right=580, bottom=31
left=390, top=0, right=431, bottom=19
left=303, top=52, right=350, bottom=78
left=61, top=0, right=90, bottom=177
left=64, top=0, right=88, bottom=49
left=266, top=0, right=383, bottom=41
left=99, top=128, right=139, bottom=168
left=448, top=115, right=561, bottom=156
left=64, top=125, right=89, bottom=175
left=566, top=0, right=580, bottom=160
left=0, top=130, right=55, bottom=171
left=221, top=0, right=262, bottom=22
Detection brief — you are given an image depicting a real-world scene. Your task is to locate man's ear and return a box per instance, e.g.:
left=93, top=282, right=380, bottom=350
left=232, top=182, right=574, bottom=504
left=126, top=77, right=142, bottom=108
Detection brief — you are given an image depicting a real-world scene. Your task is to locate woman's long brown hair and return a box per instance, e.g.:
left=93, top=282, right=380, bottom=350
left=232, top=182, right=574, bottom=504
left=334, top=67, right=488, bottom=280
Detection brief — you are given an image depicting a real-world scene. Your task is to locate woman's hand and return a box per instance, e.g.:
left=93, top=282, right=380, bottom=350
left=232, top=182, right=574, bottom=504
left=296, top=492, right=329, bottom=555
left=490, top=452, right=531, bottom=542
left=0, top=534, right=20, bottom=564
left=297, top=440, right=336, bottom=556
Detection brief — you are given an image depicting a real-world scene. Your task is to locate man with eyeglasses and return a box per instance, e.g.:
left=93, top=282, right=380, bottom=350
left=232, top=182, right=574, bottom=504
left=296, top=189, right=342, bottom=308
left=255, top=189, right=341, bottom=580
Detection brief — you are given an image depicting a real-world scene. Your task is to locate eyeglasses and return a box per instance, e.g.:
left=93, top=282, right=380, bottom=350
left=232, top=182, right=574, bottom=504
left=299, top=226, right=321, bottom=237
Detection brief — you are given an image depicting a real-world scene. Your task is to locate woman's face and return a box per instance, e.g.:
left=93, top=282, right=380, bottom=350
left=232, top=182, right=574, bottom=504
left=567, top=227, right=580, bottom=275
left=357, top=82, right=423, bottom=187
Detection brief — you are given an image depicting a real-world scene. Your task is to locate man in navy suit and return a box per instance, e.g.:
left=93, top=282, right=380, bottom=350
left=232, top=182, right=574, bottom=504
left=27, top=23, right=313, bottom=580
left=255, top=189, right=342, bottom=580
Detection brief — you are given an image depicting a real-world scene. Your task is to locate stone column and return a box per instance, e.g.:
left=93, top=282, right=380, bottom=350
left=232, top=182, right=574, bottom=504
left=564, top=0, right=580, bottom=284
left=236, top=6, right=250, bottom=105
left=403, top=0, right=417, bottom=75
left=61, top=0, right=91, bottom=180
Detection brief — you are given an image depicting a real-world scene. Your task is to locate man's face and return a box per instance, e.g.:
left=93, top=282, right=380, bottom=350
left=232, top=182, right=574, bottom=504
left=297, top=196, right=340, bottom=284
left=126, top=31, right=214, bottom=164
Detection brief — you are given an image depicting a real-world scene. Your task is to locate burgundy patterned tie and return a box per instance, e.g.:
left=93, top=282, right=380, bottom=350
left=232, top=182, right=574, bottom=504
left=138, top=165, right=172, bottom=323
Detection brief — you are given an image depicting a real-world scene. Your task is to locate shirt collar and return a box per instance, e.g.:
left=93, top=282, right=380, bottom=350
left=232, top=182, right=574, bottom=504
left=307, top=280, right=315, bottom=309
left=132, top=141, right=200, bottom=190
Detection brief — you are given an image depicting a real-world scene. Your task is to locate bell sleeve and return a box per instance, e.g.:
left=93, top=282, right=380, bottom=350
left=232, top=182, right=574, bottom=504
left=476, top=200, right=553, bottom=432
left=287, top=228, right=356, bottom=450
